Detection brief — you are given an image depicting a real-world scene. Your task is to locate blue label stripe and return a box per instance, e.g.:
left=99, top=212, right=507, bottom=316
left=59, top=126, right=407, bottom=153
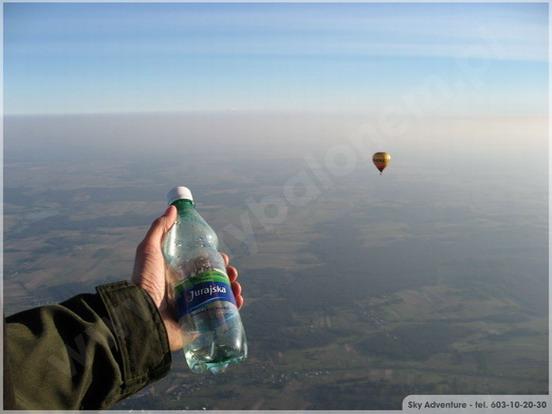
left=186, top=296, right=233, bottom=314
left=176, top=281, right=236, bottom=317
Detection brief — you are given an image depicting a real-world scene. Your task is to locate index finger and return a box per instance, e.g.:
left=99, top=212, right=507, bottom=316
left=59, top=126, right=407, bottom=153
left=220, top=252, right=230, bottom=267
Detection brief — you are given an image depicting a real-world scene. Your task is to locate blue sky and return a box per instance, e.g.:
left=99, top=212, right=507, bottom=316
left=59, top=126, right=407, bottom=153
left=4, top=3, right=548, bottom=115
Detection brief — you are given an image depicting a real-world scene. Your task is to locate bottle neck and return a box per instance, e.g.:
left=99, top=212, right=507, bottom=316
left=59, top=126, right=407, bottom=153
left=171, top=199, right=195, bottom=215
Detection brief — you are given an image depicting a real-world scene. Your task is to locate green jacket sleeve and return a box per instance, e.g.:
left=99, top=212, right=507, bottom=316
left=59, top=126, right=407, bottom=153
left=4, top=281, right=172, bottom=410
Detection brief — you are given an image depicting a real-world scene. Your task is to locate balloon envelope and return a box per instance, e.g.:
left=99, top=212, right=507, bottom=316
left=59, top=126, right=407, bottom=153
left=372, top=152, right=391, bottom=174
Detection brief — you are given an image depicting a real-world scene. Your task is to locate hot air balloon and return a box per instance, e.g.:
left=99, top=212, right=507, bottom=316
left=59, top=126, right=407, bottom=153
left=372, top=152, right=391, bottom=175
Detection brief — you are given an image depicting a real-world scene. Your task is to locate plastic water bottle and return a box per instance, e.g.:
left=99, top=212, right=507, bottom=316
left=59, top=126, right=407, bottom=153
left=162, top=186, right=247, bottom=374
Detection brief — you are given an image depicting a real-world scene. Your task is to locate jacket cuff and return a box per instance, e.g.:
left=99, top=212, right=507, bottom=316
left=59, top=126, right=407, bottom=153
left=96, top=281, right=171, bottom=396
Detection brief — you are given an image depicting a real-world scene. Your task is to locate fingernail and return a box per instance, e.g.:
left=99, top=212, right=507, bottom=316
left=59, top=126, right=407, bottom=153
left=164, top=206, right=172, bottom=216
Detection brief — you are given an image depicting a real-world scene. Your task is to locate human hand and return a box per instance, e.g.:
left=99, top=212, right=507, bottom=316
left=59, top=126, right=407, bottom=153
left=132, top=205, right=244, bottom=351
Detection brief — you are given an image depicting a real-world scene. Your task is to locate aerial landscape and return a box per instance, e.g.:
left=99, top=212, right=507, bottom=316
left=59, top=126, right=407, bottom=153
left=4, top=2, right=548, bottom=410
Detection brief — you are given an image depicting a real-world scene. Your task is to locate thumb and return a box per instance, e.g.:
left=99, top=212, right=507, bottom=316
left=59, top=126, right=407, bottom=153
left=143, top=205, right=177, bottom=245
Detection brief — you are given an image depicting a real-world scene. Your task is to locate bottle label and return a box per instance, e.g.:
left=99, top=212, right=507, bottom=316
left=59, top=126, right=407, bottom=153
left=174, top=269, right=236, bottom=317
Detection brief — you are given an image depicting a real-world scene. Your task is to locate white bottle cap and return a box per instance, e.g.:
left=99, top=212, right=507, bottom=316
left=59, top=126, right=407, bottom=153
left=166, top=186, right=194, bottom=204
